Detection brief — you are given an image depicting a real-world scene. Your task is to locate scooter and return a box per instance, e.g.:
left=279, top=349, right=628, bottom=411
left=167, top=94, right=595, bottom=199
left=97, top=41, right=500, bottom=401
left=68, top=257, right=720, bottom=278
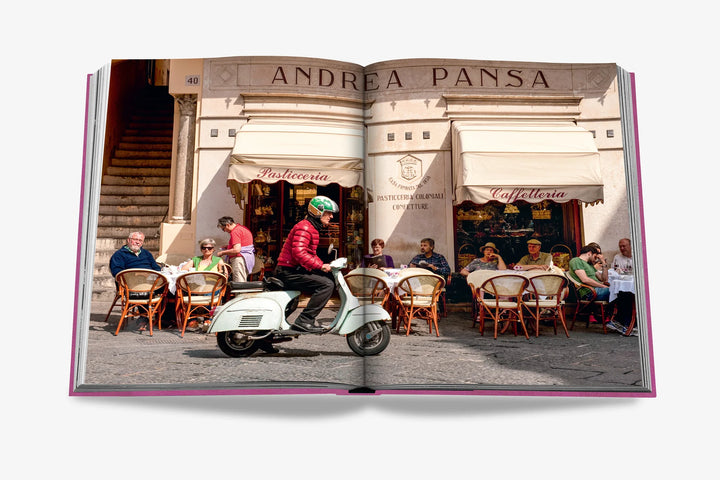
left=207, top=256, right=392, bottom=357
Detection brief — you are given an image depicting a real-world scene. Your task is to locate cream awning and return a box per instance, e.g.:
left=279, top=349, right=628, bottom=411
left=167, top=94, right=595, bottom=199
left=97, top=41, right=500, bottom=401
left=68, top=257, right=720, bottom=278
left=228, top=121, right=365, bottom=187
left=452, top=121, right=603, bottom=205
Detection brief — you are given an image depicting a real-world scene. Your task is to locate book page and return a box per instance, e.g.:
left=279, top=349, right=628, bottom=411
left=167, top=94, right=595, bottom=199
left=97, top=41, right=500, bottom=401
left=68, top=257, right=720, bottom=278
left=71, top=56, right=654, bottom=397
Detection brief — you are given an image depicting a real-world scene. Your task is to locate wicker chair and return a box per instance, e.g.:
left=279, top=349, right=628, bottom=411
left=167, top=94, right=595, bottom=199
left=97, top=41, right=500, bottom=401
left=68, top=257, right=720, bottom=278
left=344, top=268, right=391, bottom=308
left=394, top=271, right=445, bottom=336
left=175, top=271, right=227, bottom=337
left=113, top=269, right=169, bottom=336
left=523, top=273, right=570, bottom=337
left=477, top=274, right=530, bottom=339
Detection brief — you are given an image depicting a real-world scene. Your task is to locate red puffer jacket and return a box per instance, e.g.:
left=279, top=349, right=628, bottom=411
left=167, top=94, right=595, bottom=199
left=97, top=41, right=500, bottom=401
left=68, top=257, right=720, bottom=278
left=277, top=219, right=324, bottom=271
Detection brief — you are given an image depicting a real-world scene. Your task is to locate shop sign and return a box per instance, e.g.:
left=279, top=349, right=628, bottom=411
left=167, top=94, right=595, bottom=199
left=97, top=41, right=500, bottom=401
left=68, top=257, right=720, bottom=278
left=267, top=64, right=555, bottom=92
left=256, top=167, right=331, bottom=183
left=490, top=187, right=569, bottom=204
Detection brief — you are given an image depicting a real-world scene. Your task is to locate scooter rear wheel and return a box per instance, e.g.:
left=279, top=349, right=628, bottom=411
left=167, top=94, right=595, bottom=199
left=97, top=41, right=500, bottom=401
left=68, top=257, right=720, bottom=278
left=346, top=321, right=391, bottom=356
left=217, top=330, right=260, bottom=357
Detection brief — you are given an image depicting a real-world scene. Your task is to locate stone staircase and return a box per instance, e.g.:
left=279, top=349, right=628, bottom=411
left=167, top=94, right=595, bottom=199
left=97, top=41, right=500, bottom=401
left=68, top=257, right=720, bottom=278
left=93, top=88, right=174, bottom=301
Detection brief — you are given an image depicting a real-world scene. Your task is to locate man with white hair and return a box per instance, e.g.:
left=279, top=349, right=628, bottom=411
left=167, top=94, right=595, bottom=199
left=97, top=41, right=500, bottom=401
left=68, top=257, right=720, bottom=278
left=612, top=238, right=633, bottom=273
left=109, top=231, right=161, bottom=277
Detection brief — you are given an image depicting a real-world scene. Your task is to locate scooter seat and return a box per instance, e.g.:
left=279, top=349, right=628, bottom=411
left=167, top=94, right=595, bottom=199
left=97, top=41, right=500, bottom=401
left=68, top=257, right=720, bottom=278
left=228, top=280, right=265, bottom=291
left=228, top=276, right=285, bottom=292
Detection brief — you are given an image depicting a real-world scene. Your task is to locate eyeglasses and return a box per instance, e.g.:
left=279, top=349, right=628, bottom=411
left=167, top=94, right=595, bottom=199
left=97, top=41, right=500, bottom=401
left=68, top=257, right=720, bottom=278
left=200, top=246, right=214, bottom=251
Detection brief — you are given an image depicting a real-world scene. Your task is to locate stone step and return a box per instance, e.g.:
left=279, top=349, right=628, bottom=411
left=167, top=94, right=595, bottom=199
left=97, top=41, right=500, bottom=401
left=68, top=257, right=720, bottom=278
left=97, top=228, right=161, bottom=244
left=117, top=142, right=172, bottom=151
left=121, top=135, right=173, bottom=144
left=98, top=215, right=166, bottom=227
left=102, top=175, right=171, bottom=186
left=100, top=185, right=170, bottom=196
left=112, top=149, right=171, bottom=159
left=109, top=158, right=171, bottom=168
left=98, top=204, right=168, bottom=216
left=93, top=289, right=120, bottom=303
left=99, top=194, right=169, bottom=206
left=106, top=166, right=171, bottom=177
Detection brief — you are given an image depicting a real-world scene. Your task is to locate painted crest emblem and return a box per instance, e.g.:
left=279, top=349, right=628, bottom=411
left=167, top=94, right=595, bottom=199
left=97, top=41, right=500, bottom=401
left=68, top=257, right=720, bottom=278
left=398, top=155, right=422, bottom=182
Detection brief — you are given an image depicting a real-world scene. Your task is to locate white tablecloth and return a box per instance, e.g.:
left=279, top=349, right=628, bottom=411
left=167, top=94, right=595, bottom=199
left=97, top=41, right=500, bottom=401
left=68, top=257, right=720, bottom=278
left=608, top=270, right=635, bottom=303
left=161, top=263, right=191, bottom=295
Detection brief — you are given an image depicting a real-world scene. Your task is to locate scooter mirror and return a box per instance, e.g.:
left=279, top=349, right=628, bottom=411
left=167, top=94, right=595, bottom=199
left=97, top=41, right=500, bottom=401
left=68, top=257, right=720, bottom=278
left=328, top=243, right=338, bottom=260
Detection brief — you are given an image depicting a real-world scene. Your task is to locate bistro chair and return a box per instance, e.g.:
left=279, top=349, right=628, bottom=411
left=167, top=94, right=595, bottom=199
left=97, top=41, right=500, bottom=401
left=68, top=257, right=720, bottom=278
left=394, top=271, right=445, bottom=336
left=522, top=273, right=570, bottom=337
left=477, top=274, right=530, bottom=339
left=175, top=271, right=227, bottom=337
left=564, top=271, right=611, bottom=333
left=466, top=270, right=501, bottom=328
left=344, top=268, right=391, bottom=308
left=113, top=268, right=169, bottom=337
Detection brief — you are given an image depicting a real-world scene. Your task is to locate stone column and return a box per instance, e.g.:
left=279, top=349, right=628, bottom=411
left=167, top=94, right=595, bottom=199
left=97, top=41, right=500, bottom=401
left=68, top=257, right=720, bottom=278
left=170, top=94, right=197, bottom=223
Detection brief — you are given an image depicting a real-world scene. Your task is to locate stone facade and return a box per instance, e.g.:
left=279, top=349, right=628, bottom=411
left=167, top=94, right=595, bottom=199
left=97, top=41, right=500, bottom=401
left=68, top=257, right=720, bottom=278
left=162, top=56, right=629, bottom=266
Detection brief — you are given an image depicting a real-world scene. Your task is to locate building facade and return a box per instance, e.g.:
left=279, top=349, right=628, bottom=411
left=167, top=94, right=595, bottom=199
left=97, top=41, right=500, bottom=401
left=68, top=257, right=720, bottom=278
left=157, top=56, right=629, bottom=279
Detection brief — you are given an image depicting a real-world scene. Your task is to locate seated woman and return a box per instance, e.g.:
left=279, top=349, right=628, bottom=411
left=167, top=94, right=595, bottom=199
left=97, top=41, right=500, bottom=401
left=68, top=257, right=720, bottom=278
left=182, top=238, right=228, bottom=276
left=361, top=238, right=395, bottom=270
left=460, top=242, right=507, bottom=276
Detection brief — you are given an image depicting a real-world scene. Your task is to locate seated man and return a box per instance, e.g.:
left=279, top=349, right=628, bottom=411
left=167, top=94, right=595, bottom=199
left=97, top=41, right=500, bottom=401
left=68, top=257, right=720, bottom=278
left=515, top=239, right=552, bottom=271
left=610, top=237, right=636, bottom=334
left=612, top=238, right=633, bottom=273
left=108, top=231, right=162, bottom=330
left=408, top=237, right=451, bottom=279
left=109, top=231, right=161, bottom=277
left=568, top=244, right=610, bottom=303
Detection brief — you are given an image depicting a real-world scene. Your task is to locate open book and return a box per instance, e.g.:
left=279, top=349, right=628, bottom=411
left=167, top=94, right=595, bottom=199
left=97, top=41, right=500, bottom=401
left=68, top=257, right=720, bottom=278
left=70, top=55, right=655, bottom=397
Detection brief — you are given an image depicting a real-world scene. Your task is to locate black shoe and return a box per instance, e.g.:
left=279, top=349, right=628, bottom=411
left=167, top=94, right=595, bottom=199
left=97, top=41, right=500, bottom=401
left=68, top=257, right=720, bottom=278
left=292, top=319, right=325, bottom=333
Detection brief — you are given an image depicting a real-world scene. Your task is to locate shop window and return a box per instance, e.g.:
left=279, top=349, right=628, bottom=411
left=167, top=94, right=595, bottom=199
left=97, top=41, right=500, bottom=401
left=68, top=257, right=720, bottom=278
left=247, top=180, right=365, bottom=271
left=455, top=200, right=576, bottom=269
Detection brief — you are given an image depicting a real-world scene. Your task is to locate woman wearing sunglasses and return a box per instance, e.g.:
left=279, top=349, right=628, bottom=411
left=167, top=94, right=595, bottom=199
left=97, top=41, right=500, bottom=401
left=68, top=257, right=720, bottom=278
left=181, top=238, right=228, bottom=276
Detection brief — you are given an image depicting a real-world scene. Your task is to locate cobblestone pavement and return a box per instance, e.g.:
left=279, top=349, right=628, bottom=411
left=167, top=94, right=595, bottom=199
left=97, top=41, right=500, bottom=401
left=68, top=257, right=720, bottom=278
left=76, top=301, right=646, bottom=394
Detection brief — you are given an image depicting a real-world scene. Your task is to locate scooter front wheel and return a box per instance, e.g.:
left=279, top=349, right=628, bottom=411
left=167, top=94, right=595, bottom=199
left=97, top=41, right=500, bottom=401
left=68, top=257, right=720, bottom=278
left=346, top=321, right=391, bottom=356
left=217, top=331, right=260, bottom=357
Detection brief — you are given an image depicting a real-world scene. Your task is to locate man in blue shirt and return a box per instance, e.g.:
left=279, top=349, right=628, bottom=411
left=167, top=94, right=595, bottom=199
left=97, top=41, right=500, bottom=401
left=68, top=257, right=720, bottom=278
left=109, top=231, right=161, bottom=277
left=408, top=237, right=451, bottom=279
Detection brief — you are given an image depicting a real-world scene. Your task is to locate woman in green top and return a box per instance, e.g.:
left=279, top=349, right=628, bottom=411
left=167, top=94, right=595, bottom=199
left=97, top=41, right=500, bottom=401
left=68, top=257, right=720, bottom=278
left=181, top=238, right=228, bottom=276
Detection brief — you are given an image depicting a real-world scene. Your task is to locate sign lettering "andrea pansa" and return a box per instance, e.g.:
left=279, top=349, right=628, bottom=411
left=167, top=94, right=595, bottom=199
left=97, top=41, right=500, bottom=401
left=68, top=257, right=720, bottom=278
left=490, top=188, right=568, bottom=204
left=270, top=66, right=551, bottom=91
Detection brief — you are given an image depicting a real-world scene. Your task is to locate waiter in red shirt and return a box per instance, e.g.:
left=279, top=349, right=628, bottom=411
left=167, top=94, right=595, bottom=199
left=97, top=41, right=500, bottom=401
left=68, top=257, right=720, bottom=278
left=217, top=216, right=255, bottom=282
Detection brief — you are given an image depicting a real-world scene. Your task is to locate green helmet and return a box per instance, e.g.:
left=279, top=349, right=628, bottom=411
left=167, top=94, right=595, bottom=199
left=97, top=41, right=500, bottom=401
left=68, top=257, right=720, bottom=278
left=308, top=196, right=339, bottom=218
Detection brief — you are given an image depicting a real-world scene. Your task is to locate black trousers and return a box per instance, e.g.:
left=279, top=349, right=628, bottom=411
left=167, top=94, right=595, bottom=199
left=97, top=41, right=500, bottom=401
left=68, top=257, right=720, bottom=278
left=615, top=291, right=635, bottom=327
left=275, top=266, right=335, bottom=323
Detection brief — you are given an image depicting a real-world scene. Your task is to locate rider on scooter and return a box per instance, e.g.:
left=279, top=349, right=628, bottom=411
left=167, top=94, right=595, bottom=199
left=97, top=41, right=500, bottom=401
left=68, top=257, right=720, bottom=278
left=275, top=195, right=339, bottom=333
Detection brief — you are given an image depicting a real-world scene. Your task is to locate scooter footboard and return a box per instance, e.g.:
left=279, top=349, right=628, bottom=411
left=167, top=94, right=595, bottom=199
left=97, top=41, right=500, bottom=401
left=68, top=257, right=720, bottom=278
left=338, top=304, right=391, bottom=335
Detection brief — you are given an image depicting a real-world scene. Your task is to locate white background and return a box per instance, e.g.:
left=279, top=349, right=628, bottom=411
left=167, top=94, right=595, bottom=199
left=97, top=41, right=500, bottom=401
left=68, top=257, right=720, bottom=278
left=3, top=1, right=715, bottom=478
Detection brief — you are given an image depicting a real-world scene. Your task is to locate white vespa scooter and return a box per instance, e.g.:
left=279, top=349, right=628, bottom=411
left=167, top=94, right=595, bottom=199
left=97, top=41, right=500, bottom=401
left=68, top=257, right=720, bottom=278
left=207, top=256, right=392, bottom=357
